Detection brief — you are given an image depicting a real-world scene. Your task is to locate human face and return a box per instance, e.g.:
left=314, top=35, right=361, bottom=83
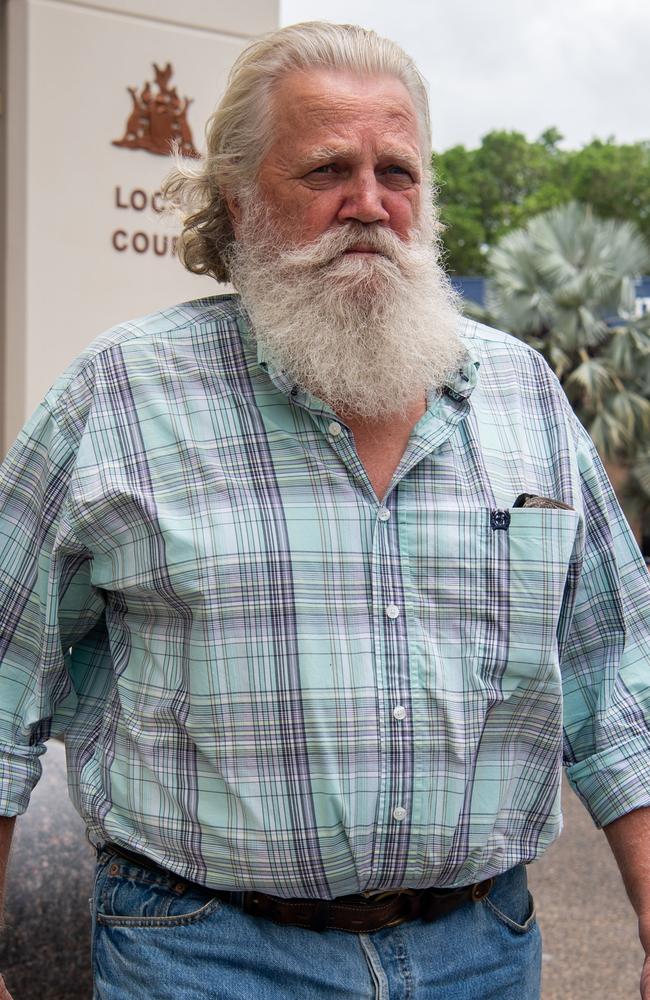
left=234, top=68, right=425, bottom=249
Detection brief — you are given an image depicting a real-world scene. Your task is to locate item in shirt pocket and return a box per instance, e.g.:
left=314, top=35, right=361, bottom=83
left=513, top=493, right=574, bottom=511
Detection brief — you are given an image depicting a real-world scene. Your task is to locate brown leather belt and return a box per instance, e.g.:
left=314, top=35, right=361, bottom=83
left=239, top=879, right=494, bottom=933
left=102, top=843, right=493, bottom=934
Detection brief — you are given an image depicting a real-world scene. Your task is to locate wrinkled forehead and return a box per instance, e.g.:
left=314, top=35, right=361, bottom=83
left=267, top=67, right=427, bottom=164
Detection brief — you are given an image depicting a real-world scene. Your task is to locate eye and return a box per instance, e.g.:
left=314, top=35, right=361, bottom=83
left=380, top=164, right=417, bottom=188
left=309, top=164, right=337, bottom=175
left=382, top=165, right=414, bottom=180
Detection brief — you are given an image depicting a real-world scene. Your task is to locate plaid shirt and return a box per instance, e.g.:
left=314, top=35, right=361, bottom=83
left=1, top=294, right=649, bottom=897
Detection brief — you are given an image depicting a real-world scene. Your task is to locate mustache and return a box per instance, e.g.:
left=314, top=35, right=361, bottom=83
left=278, top=223, right=415, bottom=270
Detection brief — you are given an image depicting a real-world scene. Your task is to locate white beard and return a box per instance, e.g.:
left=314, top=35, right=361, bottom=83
left=228, top=200, right=464, bottom=420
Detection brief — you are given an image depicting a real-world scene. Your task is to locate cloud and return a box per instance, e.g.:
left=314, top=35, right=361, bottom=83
left=280, top=0, right=650, bottom=149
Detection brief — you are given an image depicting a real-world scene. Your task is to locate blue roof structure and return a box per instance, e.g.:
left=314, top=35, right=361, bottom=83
left=451, top=276, right=486, bottom=307
left=635, top=276, right=650, bottom=316
left=452, top=276, right=650, bottom=317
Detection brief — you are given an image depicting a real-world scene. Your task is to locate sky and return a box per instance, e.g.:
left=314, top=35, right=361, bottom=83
left=280, top=0, right=650, bottom=152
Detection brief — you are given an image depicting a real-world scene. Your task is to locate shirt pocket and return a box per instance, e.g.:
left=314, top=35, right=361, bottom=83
left=406, top=506, right=582, bottom=698
left=486, top=506, right=582, bottom=693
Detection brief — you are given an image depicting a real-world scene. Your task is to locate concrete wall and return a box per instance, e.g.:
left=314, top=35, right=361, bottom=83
left=2, top=0, right=279, bottom=453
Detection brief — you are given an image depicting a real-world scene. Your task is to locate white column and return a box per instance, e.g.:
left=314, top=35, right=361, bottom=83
left=2, top=0, right=279, bottom=451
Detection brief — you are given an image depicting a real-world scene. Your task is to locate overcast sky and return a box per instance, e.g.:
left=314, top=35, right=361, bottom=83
left=280, top=0, right=650, bottom=152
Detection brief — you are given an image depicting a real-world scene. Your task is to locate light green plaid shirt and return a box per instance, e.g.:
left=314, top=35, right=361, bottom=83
left=1, top=295, right=649, bottom=896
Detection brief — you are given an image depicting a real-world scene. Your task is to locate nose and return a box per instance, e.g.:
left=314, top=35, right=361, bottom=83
left=336, top=171, right=390, bottom=226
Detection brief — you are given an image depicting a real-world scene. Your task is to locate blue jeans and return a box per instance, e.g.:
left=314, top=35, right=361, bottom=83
left=91, top=847, right=541, bottom=999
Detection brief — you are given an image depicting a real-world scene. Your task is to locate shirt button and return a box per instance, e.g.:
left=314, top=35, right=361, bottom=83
left=392, top=806, right=407, bottom=822
left=385, top=604, right=400, bottom=619
left=393, top=705, right=406, bottom=720
left=377, top=507, right=390, bottom=521
left=328, top=421, right=342, bottom=437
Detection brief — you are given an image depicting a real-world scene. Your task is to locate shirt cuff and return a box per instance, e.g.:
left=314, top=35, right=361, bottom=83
left=0, top=742, right=46, bottom=816
left=565, top=733, right=650, bottom=828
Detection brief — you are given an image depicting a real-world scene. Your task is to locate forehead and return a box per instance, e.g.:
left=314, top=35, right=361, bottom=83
left=267, top=68, right=422, bottom=160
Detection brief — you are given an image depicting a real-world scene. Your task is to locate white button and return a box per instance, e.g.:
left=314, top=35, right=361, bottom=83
left=377, top=507, right=390, bottom=521
left=393, top=705, right=406, bottom=720
left=385, top=604, right=400, bottom=619
left=328, top=421, right=342, bottom=437
left=392, top=806, right=407, bottom=822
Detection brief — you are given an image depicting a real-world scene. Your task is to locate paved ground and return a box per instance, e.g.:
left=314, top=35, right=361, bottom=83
left=1, top=744, right=644, bottom=998
left=529, top=776, right=643, bottom=999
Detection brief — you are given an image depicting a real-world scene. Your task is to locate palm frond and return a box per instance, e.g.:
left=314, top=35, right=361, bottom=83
left=588, top=410, right=629, bottom=458
left=486, top=202, right=650, bottom=469
left=630, top=450, right=650, bottom=499
left=564, top=359, right=616, bottom=405
left=604, top=324, right=650, bottom=378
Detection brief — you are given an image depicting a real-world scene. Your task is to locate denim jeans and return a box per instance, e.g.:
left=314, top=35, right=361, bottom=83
left=91, top=847, right=541, bottom=999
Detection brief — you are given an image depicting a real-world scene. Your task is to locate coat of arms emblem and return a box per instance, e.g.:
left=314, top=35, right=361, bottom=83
left=113, top=63, right=200, bottom=158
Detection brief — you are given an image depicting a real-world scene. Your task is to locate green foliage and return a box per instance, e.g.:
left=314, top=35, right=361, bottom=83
left=568, top=141, right=650, bottom=235
left=482, top=203, right=650, bottom=517
left=433, top=131, right=650, bottom=275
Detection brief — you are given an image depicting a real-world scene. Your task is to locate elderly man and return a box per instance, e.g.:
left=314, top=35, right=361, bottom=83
left=1, top=21, right=649, bottom=1000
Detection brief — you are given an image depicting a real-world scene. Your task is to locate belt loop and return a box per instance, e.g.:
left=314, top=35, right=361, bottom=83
left=471, top=878, right=493, bottom=901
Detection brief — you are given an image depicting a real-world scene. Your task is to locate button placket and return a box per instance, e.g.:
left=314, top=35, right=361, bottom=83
left=368, top=485, right=413, bottom=879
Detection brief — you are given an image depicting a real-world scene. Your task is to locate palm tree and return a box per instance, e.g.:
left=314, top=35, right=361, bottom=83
left=481, top=202, right=650, bottom=535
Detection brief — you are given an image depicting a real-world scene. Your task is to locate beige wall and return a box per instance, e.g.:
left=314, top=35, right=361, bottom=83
left=2, top=0, right=279, bottom=453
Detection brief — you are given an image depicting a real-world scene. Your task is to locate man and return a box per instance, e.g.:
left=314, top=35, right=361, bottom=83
left=1, top=21, right=649, bottom=999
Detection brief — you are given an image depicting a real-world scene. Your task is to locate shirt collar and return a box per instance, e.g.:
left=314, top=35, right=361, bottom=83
left=440, top=350, right=480, bottom=403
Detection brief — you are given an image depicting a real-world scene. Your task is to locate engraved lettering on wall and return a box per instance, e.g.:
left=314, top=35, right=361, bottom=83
left=111, top=186, right=178, bottom=257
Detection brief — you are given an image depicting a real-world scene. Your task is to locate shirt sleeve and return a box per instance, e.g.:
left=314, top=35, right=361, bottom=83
left=0, top=398, right=104, bottom=816
left=560, top=418, right=650, bottom=827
